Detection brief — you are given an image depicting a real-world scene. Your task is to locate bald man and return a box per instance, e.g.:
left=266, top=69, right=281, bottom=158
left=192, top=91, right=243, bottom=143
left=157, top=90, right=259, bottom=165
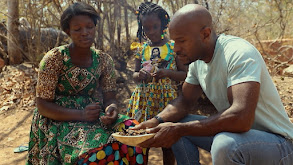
left=134, top=4, right=293, bottom=165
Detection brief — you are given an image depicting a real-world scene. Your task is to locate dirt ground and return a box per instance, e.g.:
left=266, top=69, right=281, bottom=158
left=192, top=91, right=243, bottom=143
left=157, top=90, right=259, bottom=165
left=0, top=61, right=292, bottom=165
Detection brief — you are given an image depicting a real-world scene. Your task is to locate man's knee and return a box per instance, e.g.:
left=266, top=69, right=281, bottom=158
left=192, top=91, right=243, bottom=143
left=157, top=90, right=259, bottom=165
left=211, top=132, right=238, bottom=158
left=178, top=115, right=207, bottom=123
left=171, top=136, right=201, bottom=165
left=172, top=136, right=187, bottom=150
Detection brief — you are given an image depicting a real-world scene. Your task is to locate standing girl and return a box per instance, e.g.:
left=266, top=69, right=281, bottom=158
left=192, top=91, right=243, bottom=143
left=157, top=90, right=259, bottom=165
left=127, top=2, right=187, bottom=165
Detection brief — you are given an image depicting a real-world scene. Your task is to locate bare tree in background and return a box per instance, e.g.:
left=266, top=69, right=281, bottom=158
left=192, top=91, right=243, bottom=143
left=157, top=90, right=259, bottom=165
left=124, top=2, right=130, bottom=45
left=7, top=0, right=22, bottom=64
left=0, top=0, right=292, bottom=73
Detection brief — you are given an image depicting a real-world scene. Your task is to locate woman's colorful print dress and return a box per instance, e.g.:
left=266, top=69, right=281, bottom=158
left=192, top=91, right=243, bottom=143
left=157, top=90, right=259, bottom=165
left=26, top=45, right=146, bottom=165
left=127, top=41, right=178, bottom=123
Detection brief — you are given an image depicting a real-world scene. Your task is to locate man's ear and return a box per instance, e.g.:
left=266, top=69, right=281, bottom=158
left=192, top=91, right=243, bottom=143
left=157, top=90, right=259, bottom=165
left=202, top=27, right=211, bottom=40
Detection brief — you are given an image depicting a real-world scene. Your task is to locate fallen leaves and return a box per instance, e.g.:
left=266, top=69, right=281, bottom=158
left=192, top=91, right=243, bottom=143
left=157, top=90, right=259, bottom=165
left=0, top=63, right=292, bottom=121
left=0, top=63, right=37, bottom=112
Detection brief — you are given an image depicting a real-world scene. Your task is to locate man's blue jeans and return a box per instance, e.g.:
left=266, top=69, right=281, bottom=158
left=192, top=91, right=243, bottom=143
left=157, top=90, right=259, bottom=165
left=171, top=115, right=293, bottom=165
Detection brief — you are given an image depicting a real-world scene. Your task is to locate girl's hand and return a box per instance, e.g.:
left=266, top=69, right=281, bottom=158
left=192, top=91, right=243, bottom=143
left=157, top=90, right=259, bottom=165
left=152, top=69, right=170, bottom=81
left=138, top=68, right=152, bottom=83
left=83, top=103, right=101, bottom=122
left=100, top=104, right=118, bottom=125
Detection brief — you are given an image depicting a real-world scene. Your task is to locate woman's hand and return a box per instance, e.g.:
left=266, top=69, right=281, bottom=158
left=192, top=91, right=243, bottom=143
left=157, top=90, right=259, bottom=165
left=83, top=103, right=101, bottom=122
left=100, top=104, right=118, bottom=125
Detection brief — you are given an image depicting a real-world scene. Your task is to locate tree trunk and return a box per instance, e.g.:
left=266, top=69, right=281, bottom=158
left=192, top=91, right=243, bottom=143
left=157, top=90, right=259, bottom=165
left=175, top=0, right=180, bottom=11
left=124, top=4, right=130, bottom=45
left=106, top=1, right=116, bottom=55
left=7, top=0, right=22, bottom=64
left=96, top=1, right=104, bottom=50
left=116, top=1, right=121, bottom=47
left=203, top=0, right=209, bottom=10
left=98, top=16, right=105, bottom=50
left=169, top=0, right=176, bottom=14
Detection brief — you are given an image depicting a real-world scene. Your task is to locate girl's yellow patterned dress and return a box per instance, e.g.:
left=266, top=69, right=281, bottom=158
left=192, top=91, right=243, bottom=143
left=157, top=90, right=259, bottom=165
left=127, top=40, right=178, bottom=123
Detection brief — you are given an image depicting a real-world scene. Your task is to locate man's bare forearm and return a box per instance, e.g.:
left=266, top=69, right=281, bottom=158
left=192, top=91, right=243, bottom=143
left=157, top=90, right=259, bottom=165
left=157, top=97, right=191, bottom=122
left=170, top=82, right=259, bottom=137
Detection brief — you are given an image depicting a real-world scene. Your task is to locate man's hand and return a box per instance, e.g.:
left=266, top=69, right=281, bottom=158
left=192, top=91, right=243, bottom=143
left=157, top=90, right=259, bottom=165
left=139, top=122, right=182, bottom=148
left=131, top=118, right=160, bottom=130
left=100, top=104, right=118, bottom=125
left=83, top=103, right=101, bottom=122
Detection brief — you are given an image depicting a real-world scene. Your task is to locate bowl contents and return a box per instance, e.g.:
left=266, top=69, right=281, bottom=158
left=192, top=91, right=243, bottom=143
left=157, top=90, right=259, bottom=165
left=112, top=131, right=155, bottom=147
left=118, top=129, right=148, bottom=136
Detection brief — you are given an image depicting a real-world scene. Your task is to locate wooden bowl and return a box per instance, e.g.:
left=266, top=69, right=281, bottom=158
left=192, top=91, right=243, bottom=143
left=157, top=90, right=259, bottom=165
left=111, top=132, right=155, bottom=147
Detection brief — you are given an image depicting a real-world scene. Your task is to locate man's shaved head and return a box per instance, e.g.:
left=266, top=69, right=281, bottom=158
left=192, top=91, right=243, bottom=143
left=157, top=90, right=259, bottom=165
left=170, top=4, right=212, bottom=31
left=169, top=4, right=217, bottom=64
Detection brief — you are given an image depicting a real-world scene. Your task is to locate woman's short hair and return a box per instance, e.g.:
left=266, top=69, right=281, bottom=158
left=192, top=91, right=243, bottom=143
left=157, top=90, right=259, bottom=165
left=60, top=2, right=100, bottom=32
